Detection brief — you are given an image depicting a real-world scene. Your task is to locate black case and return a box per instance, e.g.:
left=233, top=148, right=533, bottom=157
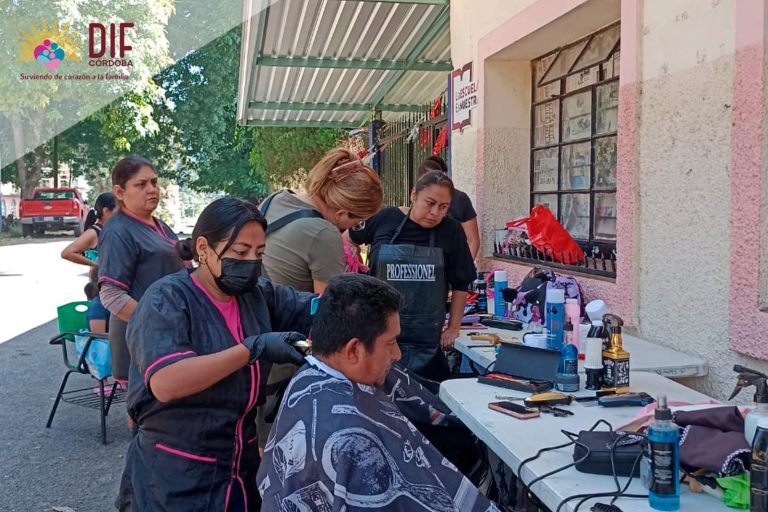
left=477, top=342, right=561, bottom=393
left=571, top=430, right=646, bottom=477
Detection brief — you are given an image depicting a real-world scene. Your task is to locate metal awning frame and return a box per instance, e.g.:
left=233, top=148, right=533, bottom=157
left=239, top=0, right=451, bottom=128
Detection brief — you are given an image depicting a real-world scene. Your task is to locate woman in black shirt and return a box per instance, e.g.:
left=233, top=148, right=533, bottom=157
left=419, top=156, right=480, bottom=259
left=348, top=171, right=475, bottom=382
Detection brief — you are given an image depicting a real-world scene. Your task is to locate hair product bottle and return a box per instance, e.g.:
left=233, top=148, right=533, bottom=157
left=648, top=394, right=680, bottom=511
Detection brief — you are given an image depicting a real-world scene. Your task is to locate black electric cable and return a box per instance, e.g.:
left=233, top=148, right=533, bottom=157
left=515, top=420, right=616, bottom=507
left=608, top=432, right=648, bottom=505
left=511, top=420, right=648, bottom=512
left=556, top=432, right=649, bottom=512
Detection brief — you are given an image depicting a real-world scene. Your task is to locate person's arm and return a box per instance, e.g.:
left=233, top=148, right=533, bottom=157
left=150, top=345, right=249, bottom=402
left=60, top=229, right=98, bottom=267
left=149, top=332, right=305, bottom=402
left=462, top=218, right=480, bottom=260
left=100, top=283, right=137, bottom=322
left=441, top=220, right=476, bottom=349
left=312, top=280, right=328, bottom=294
left=115, top=300, right=138, bottom=322
left=88, top=318, right=107, bottom=333
left=97, top=222, right=139, bottom=317
left=441, top=290, right=467, bottom=349
left=259, top=278, right=317, bottom=336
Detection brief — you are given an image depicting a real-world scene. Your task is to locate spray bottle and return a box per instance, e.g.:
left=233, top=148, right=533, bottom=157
left=647, top=394, right=680, bottom=511
left=493, top=270, right=508, bottom=317
left=474, top=272, right=488, bottom=314
left=601, top=313, right=630, bottom=393
left=545, top=288, right=565, bottom=350
left=728, top=365, right=768, bottom=445
left=751, top=418, right=768, bottom=512
left=555, top=320, right=579, bottom=392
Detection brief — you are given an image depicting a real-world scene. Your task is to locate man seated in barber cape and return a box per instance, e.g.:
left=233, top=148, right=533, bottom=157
left=257, top=273, right=498, bottom=511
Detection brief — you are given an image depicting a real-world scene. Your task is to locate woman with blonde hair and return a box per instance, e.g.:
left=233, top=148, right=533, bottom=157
left=255, top=147, right=383, bottom=451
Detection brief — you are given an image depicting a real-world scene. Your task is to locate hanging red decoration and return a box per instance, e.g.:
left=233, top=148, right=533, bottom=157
left=418, top=95, right=445, bottom=149
left=431, top=96, right=443, bottom=118
left=432, top=125, right=448, bottom=155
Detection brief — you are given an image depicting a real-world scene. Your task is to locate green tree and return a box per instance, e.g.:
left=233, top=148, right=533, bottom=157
left=248, top=127, right=343, bottom=190
left=2, top=20, right=345, bottom=199
left=0, top=0, right=173, bottom=197
left=156, top=26, right=341, bottom=197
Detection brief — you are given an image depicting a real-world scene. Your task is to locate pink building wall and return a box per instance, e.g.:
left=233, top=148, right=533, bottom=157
left=466, top=0, right=768, bottom=372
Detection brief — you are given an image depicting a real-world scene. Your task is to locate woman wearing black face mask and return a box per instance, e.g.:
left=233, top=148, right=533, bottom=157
left=117, top=197, right=314, bottom=512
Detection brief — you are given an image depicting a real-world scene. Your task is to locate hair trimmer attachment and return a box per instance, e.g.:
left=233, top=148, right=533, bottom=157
left=291, top=339, right=312, bottom=355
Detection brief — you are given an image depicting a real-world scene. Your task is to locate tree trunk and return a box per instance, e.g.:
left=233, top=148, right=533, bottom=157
left=8, top=112, right=29, bottom=198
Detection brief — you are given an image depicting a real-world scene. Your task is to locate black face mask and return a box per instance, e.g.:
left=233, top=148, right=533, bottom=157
left=214, top=257, right=262, bottom=296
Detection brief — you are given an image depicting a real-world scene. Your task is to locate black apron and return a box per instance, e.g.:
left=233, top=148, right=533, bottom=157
left=375, top=210, right=449, bottom=382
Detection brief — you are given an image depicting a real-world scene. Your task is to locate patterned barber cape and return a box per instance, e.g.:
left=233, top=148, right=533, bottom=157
left=257, top=356, right=499, bottom=512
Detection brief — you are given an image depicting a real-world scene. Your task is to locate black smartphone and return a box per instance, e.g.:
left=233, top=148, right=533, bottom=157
left=488, top=401, right=540, bottom=420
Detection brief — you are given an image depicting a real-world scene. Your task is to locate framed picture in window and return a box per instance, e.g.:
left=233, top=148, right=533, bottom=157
left=565, top=66, right=599, bottom=93
left=562, top=91, right=592, bottom=141
left=560, top=142, right=591, bottom=190
left=533, top=148, right=558, bottom=192
left=560, top=193, right=590, bottom=240
left=594, top=136, right=617, bottom=189
left=596, top=82, right=619, bottom=134
left=534, top=100, right=560, bottom=147
left=594, top=193, right=617, bottom=240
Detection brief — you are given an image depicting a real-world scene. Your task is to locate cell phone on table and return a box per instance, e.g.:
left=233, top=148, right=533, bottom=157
left=488, top=401, right=540, bottom=420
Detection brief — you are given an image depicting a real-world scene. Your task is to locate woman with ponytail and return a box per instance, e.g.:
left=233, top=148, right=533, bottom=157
left=117, top=197, right=313, bottom=511
left=60, top=192, right=117, bottom=267
left=259, top=147, right=384, bottom=293
left=255, top=147, right=384, bottom=453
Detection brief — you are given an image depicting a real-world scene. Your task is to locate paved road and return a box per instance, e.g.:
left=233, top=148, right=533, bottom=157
left=0, top=239, right=130, bottom=511
left=0, top=238, right=93, bottom=345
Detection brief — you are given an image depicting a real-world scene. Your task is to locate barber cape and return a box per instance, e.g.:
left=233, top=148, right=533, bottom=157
left=257, top=356, right=499, bottom=512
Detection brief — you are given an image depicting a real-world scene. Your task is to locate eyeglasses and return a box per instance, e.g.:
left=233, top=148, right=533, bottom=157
left=352, top=220, right=366, bottom=231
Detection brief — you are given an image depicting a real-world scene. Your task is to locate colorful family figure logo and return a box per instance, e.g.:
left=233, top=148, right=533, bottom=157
left=17, top=21, right=81, bottom=68
left=34, top=39, right=65, bottom=70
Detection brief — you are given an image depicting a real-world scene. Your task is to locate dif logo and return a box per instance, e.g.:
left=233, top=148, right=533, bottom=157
left=88, top=22, right=134, bottom=67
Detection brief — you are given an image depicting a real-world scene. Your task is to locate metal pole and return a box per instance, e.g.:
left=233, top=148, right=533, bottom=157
left=53, top=135, right=59, bottom=188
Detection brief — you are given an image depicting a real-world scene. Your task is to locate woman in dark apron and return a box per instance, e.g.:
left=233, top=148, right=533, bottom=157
left=98, top=156, right=185, bottom=387
left=347, top=170, right=475, bottom=383
left=118, top=198, right=313, bottom=511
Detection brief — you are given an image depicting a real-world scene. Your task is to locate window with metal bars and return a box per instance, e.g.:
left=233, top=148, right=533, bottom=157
left=529, top=23, right=620, bottom=268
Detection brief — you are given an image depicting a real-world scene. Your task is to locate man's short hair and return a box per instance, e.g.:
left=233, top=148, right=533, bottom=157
left=311, top=274, right=404, bottom=356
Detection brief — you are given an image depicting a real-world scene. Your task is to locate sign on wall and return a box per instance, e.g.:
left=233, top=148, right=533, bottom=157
left=452, top=62, right=478, bottom=132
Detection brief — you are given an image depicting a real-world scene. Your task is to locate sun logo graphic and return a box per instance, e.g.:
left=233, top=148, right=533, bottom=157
left=17, top=21, right=81, bottom=71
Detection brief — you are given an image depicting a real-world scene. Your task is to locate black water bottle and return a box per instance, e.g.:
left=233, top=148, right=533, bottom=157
left=751, top=423, right=768, bottom=511
left=474, top=272, right=487, bottom=314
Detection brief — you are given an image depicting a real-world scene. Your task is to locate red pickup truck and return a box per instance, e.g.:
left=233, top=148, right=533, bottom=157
left=19, top=187, right=87, bottom=237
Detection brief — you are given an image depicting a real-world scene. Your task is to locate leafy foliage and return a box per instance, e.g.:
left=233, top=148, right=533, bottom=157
left=2, top=14, right=343, bottom=198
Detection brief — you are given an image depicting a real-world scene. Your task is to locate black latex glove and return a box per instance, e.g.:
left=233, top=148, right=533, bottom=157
left=242, top=332, right=306, bottom=366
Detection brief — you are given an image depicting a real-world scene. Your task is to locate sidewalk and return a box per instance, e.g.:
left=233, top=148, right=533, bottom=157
left=0, top=320, right=130, bottom=512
